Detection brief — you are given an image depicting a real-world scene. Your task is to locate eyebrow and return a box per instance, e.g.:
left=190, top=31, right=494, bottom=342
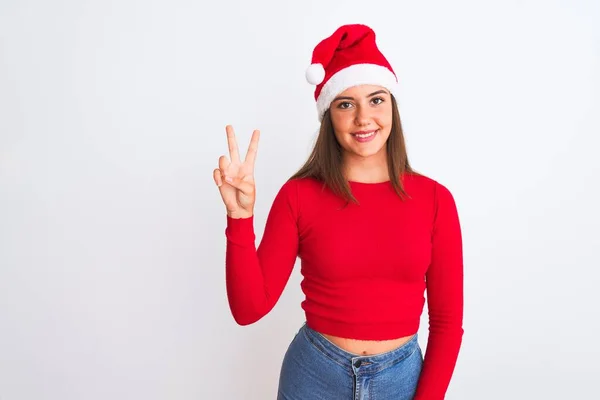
left=333, top=89, right=389, bottom=102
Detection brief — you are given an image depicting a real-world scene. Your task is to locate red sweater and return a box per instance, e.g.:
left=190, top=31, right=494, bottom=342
left=225, top=173, right=463, bottom=399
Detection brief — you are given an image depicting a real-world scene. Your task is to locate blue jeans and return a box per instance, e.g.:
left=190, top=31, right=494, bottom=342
left=277, top=322, right=423, bottom=400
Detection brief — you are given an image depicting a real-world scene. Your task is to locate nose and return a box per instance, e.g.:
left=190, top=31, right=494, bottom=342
left=354, top=104, right=370, bottom=126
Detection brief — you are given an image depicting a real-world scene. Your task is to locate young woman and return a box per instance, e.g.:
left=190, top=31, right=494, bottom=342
left=213, top=24, right=464, bottom=400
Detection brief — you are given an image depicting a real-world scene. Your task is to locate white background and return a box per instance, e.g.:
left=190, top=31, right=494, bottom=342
left=1, top=0, right=599, bottom=399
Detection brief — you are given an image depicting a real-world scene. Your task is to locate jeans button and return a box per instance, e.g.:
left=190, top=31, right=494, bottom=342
left=354, top=359, right=361, bottom=368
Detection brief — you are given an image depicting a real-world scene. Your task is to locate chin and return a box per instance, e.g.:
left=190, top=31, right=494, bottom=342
left=349, top=140, right=387, bottom=156
left=347, top=146, right=387, bottom=158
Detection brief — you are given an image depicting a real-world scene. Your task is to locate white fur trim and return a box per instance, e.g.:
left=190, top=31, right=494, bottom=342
left=316, top=63, right=399, bottom=121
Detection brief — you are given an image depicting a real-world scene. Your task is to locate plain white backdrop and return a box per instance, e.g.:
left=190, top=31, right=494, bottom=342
left=1, top=0, right=599, bottom=399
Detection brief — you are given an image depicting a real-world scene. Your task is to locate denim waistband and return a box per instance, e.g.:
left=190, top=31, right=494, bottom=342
left=301, top=322, right=420, bottom=375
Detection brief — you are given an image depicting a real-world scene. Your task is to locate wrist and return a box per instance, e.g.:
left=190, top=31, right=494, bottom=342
left=227, top=210, right=253, bottom=219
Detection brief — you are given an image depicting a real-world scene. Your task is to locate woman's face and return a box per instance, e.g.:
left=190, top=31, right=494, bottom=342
left=329, top=84, right=393, bottom=160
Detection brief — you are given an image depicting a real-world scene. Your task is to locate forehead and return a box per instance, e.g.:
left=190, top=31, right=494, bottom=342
left=337, top=84, right=389, bottom=97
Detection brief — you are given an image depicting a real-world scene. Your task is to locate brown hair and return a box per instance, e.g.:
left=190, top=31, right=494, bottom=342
left=289, top=95, right=420, bottom=205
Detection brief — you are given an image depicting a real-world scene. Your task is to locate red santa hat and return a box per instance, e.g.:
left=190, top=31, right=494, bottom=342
left=305, top=24, right=399, bottom=121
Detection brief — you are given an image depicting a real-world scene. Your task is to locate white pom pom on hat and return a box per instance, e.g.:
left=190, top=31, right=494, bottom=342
left=305, top=63, right=325, bottom=85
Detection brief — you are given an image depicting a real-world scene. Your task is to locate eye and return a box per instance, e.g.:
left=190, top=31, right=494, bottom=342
left=337, top=101, right=353, bottom=109
left=371, top=97, right=384, bottom=105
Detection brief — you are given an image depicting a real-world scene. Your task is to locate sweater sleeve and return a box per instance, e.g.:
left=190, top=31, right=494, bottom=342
left=224, top=179, right=300, bottom=325
left=414, top=182, right=464, bottom=400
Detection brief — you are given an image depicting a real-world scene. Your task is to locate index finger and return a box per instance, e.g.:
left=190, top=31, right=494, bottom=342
left=225, top=125, right=241, bottom=163
left=244, top=129, right=260, bottom=167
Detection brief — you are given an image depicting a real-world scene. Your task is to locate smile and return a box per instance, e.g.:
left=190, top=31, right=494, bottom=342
left=352, top=130, right=378, bottom=142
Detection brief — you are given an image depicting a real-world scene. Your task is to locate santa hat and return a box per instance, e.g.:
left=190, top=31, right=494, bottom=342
left=306, top=24, right=399, bottom=121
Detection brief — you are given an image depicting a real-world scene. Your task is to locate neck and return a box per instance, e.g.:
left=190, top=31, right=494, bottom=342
left=342, top=151, right=389, bottom=183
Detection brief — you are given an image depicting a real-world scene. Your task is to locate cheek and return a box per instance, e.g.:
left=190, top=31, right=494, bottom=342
left=331, top=115, right=352, bottom=135
left=375, top=110, right=393, bottom=128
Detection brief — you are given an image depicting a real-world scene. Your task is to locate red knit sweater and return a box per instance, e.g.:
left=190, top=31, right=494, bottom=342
left=225, top=173, right=463, bottom=399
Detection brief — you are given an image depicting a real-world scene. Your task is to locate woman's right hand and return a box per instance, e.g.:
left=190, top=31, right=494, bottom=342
left=213, top=125, right=260, bottom=219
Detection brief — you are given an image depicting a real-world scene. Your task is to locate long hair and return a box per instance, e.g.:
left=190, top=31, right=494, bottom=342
left=289, top=95, right=420, bottom=204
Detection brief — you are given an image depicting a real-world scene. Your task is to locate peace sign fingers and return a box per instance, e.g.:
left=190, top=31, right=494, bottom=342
left=215, top=125, right=259, bottom=219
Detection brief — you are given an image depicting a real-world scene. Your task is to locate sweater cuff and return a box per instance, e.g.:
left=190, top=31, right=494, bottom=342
left=225, top=215, right=256, bottom=246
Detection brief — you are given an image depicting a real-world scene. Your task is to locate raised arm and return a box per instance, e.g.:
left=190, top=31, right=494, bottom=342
left=213, top=125, right=300, bottom=325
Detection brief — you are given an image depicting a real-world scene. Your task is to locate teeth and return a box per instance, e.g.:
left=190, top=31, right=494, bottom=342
left=355, top=131, right=375, bottom=138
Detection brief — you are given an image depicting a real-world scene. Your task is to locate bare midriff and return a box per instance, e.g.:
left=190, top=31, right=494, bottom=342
left=319, top=332, right=416, bottom=356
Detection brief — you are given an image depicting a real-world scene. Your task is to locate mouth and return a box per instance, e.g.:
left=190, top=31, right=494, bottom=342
left=351, top=129, right=378, bottom=143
